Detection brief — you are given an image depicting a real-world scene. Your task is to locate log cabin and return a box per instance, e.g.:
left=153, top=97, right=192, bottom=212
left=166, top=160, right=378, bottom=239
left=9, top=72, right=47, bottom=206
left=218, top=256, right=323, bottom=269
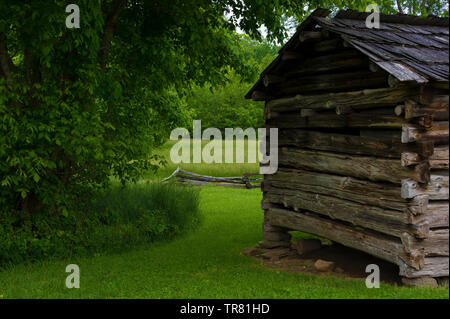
left=246, top=9, right=449, bottom=284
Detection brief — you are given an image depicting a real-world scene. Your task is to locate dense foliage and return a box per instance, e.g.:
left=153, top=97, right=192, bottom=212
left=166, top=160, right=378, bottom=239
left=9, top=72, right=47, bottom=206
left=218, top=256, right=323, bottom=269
left=0, top=183, right=199, bottom=267
left=187, top=37, right=276, bottom=132
left=0, top=0, right=312, bottom=216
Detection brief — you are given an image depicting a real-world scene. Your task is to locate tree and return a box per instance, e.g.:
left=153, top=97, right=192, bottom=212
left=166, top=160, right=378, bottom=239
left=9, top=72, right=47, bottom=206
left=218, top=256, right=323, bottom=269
left=0, top=0, right=310, bottom=215
left=187, top=35, right=276, bottom=132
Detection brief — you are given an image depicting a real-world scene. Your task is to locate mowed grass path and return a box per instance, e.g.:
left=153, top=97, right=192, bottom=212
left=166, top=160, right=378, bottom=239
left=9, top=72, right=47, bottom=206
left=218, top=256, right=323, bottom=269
left=0, top=186, right=448, bottom=298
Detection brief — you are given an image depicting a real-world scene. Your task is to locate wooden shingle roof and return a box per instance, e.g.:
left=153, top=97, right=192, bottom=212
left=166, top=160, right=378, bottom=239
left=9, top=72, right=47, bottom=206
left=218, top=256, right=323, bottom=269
left=246, top=9, right=449, bottom=99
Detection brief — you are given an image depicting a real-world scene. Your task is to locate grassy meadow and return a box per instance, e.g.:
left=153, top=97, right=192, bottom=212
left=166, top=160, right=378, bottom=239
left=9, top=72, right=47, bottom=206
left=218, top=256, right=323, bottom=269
left=145, top=138, right=261, bottom=180
left=0, top=140, right=448, bottom=299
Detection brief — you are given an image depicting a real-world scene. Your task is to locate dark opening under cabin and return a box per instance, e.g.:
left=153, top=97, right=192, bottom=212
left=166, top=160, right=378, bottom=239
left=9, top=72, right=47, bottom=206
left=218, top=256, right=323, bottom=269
left=246, top=9, right=449, bottom=283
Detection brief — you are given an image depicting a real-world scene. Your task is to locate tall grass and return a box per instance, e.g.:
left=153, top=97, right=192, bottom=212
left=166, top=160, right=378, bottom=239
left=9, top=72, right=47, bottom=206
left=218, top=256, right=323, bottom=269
left=0, top=183, right=200, bottom=268
left=91, top=183, right=200, bottom=236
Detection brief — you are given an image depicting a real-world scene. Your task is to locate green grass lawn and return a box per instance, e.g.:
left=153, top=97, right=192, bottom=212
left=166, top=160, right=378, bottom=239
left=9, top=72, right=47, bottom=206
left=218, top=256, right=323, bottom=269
left=0, top=140, right=448, bottom=299
left=0, top=186, right=448, bottom=298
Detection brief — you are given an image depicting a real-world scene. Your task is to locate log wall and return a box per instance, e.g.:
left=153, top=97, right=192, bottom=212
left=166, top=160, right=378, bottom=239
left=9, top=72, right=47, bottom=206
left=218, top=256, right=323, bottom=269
left=256, top=32, right=449, bottom=280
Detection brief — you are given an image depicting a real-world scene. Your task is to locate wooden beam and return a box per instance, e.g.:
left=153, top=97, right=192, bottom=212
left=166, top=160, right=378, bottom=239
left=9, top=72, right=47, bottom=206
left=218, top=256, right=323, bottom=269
left=369, top=61, right=379, bottom=72
left=313, top=38, right=343, bottom=53
left=405, top=99, right=449, bottom=121
left=264, top=168, right=427, bottom=213
left=401, top=174, right=449, bottom=200
left=263, top=74, right=284, bottom=87
left=418, top=94, right=449, bottom=107
left=274, top=70, right=387, bottom=96
left=388, top=74, right=400, bottom=87
left=299, top=31, right=322, bottom=42
left=299, top=109, right=316, bottom=117
left=402, top=122, right=449, bottom=143
left=266, top=208, right=423, bottom=270
left=281, top=51, right=303, bottom=61
left=282, top=51, right=368, bottom=78
left=335, top=105, right=353, bottom=115
left=251, top=90, right=269, bottom=101
left=399, top=257, right=448, bottom=278
left=395, top=104, right=405, bottom=116
left=278, top=129, right=434, bottom=158
left=401, top=146, right=449, bottom=169
left=266, top=87, right=417, bottom=113
left=264, top=189, right=428, bottom=238
left=269, top=112, right=407, bottom=129
left=402, top=230, right=449, bottom=257
left=407, top=203, right=449, bottom=230
left=279, top=147, right=430, bottom=184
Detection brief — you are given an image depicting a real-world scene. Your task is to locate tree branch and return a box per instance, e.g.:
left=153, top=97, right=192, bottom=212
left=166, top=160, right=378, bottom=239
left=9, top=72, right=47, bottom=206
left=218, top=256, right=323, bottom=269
left=396, top=0, right=404, bottom=14
left=98, top=0, right=129, bottom=73
left=0, top=32, right=17, bottom=82
left=420, top=0, right=428, bottom=14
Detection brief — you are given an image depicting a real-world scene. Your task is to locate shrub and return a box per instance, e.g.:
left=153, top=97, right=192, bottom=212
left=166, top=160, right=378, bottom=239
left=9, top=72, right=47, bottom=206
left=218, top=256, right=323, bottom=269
left=0, top=183, right=200, bottom=268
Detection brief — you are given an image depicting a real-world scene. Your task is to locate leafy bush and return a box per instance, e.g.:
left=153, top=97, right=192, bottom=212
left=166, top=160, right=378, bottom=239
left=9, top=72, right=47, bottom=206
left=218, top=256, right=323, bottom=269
left=0, top=183, right=200, bottom=268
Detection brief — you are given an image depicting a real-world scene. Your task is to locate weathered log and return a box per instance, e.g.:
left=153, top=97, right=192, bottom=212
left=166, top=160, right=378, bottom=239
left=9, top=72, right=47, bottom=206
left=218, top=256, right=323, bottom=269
left=401, top=152, right=422, bottom=167
left=313, top=38, right=343, bottom=53
left=359, top=129, right=401, bottom=139
left=401, top=146, right=449, bottom=169
left=299, top=31, right=322, bottom=42
left=268, top=112, right=407, bottom=129
left=401, top=174, right=449, bottom=200
left=278, top=129, right=434, bottom=157
left=432, top=145, right=449, bottom=161
left=279, top=147, right=430, bottom=184
left=266, top=87, right=417, bottom=113
left=369, top=61, right=379, bottom=72
left=273, top=71, right=387, bottom=96
left=399, top=257, right=449, bottom=278
left=281, top=51, right=303, bottom=61
left=177, top=179, right=249, bottom=188
left=418, top=94, right=449, bottom=107
left=300, top=109, right=316, bottom=117
left=282, top=51, right=368, bottom=77
left=405, top=99, right=449, bottom=121
left=394, top=104, right=405, bottom=116
left=428, top=159, right=450, bottom=170
left=335, top=105, right=353, bottom=115
left=388, top=74, right=400, bottom=87
left=263, top=74, right=284, bottom=87
left=264, top=168, right=426, bottom=213
left=251, top=90, right=270, bottom=101
left=163, top=168, right=261, bottom=188
left=402, top=122, right=449, bottom=143
left=406, top=202, right=448, bottom=227
left=264, top=188, right=428, bottom=238
left=416, top=115, right=434, bottom=130
left=402, top=230, right=449, bottom=257
left=266, top=208, right=423, bottom=270
left=431, top=82, right=449, bottom=90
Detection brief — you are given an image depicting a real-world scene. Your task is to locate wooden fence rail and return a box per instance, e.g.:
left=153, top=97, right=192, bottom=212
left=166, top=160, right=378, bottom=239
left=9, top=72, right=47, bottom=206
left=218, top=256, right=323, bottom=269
left=162, top=167, right=262, bottom=189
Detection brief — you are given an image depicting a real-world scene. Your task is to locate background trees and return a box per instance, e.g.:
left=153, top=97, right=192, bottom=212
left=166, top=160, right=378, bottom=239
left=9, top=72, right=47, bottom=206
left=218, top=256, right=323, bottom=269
left=187, top=36, right=276, bottom=132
